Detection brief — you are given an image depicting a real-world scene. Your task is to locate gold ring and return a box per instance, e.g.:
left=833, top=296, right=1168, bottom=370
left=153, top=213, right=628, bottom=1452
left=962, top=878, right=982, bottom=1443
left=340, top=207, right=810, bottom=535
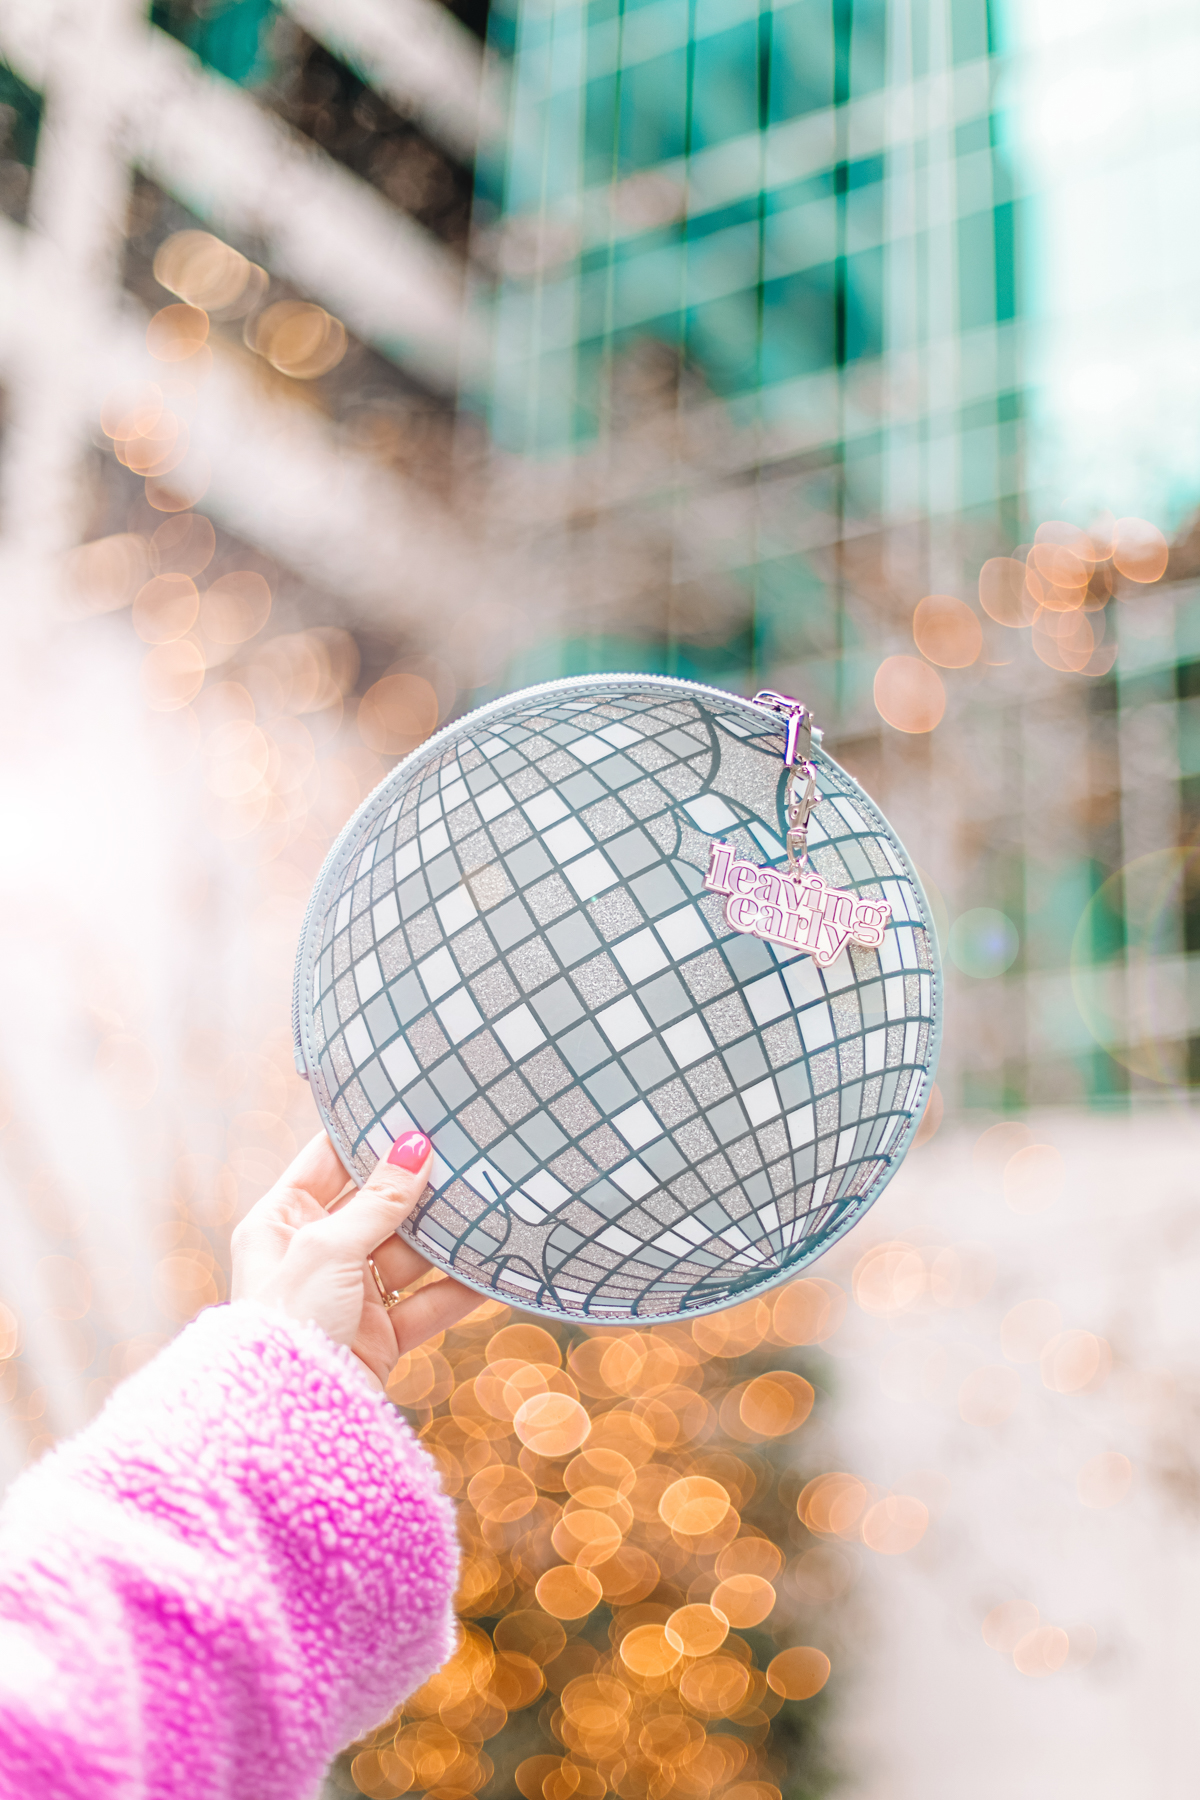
left=367, top=1254, right=405, bottom=1311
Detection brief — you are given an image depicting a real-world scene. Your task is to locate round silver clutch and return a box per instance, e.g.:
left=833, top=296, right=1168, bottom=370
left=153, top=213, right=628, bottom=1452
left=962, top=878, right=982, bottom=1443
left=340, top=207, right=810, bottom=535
left=292, top=675, right=941, bottom=1322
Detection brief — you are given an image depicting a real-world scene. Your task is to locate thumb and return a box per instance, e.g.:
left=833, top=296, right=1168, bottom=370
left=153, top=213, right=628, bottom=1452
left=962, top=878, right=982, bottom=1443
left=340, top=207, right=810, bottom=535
left=310, top=1131, right=435, bottom=1262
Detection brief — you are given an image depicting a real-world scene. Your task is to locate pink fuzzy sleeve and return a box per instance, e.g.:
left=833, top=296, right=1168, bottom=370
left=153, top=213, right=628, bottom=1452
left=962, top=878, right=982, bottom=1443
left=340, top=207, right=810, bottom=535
left=0, top=1302, right=459, bottom=1800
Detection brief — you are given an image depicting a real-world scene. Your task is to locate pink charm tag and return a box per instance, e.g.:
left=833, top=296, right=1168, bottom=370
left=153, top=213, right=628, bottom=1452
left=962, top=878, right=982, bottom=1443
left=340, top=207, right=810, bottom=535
left=704, top=839, right=892, bottom=968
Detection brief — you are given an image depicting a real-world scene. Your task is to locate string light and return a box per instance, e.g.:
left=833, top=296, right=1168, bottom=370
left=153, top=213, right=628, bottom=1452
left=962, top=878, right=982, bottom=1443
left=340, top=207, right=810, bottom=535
left=321, top=1277, right=858, bottom=1799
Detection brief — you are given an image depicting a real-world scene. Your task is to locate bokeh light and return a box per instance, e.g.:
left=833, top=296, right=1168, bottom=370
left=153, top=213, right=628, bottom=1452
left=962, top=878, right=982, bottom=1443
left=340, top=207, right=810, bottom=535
left=200, top=572, right=273, bottom=647
left=132, top=574, right=200, bottom=645
left=771, top=1278, right=846, bottom=1344
left=1071, top=850, right=1199, bottom=1082
left=151, top=512, right=216, bottom=577
left=139, top=640, right=207, bottom=711
left=1013, top=1624, right=1070, bottom=1677
left=319, top=1262, right=846, bottom=1798
left=978, top=557, right=1040, bottom=627
left=859, top=1495, right=929, bottom=1555
left=912, top=595, right=983, bottom=668
left=1041, top=1330, right=1111, bottom=1394
left=873, top=655, right=946, bottom=733
left=250, top=300, right=348, bottom=378
left=146, top=303, right=210, bottom=363
left=1001, top=1143, right=1065, bottom=1214
left=853, top=1242, right=925, bottom=1315
left=64, top=531, right=151, bottom=613
left=765, top=1647, right=830, bottom=1700
left=738, top=1371, right=814, bottom=1435
left=154, top=230, right=266, bottom=316
left=798, top=1472, right=868, bottom=1537
left=947, top=908, right=1019, bottom=978
left=971, top=1121, right=1033, bottom=1185
left=1077, top=1451, right=1133, bottom=1508
left=1112, top=517, right=1169, bottom=583
left=1030, top=522, right=1095, bottom=590
left=1000, top=1298, right=1063, bottom=1363
left=982, top=1600, right=1039, bottom=1652
left=711, top=1572, right=776, bottom=1624
left=357, top=673, right=441, bottom=755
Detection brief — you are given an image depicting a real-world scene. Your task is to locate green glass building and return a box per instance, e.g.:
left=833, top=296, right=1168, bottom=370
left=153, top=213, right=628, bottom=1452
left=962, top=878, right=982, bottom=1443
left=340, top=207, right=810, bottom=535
left=477, top=0, right=1020, bottom=701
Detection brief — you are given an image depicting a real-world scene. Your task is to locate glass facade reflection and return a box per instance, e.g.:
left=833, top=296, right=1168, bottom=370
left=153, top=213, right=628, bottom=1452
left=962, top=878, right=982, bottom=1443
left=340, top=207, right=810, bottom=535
left=477, top=0, right=1019, bottom=598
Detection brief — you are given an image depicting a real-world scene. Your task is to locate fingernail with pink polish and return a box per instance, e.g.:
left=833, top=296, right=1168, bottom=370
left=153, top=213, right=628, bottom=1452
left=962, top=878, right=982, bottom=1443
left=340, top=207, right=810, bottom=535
left=388, top=1130, right=432, bottom=1172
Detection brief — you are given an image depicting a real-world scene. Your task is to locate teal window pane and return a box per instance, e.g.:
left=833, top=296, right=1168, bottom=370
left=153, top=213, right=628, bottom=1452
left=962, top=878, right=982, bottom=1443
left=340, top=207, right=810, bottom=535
left=768, top=6, right=834, bottom=120
left=843, top=246, right=883, bottom=361
left=584, top=73, right=621, bottom=183
left=958, top=209, right=998, bottom=332
left=617, top=50, right=690, bottom=168
left=956, top=116, right=991, bottom=156
left=683, top=194, right=762, bottom=243
left=994, top=197, right=1018, bottom=322
left=599, top=242, right=686, bottom=335
left=950, top=0, right=991, bottom=63
left=843, top=435, right=883, bottom=516
left=761, top=266, right=837, bottom=381
left=752, top=557, right=837, bottom=659
left=960, top=420, right=1000, bottom=511
left=688, top=22, right=763, bottom=151
left=848, top=0, right=888, bottom=93
left=685, top=293, right=764, bottom=394
left=846, top=154, right=885, bottom=192
left=150, top=0, right=276, bottom=86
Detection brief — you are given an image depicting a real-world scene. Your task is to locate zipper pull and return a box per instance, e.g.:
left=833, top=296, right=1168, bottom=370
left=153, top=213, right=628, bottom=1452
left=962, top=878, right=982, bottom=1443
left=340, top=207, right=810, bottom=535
left=751, top=689, right=821, bottom=871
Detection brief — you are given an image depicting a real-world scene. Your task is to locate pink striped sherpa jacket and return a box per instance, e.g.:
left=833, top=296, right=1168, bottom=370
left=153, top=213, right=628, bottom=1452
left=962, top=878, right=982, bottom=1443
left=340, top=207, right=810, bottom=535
left=0, top=1302, right=459, bottom=1799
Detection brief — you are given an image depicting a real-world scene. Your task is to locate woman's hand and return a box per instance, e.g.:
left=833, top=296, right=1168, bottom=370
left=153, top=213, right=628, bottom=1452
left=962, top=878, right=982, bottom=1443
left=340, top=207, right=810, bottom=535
left=231, top=1129, right=480, bottom=1386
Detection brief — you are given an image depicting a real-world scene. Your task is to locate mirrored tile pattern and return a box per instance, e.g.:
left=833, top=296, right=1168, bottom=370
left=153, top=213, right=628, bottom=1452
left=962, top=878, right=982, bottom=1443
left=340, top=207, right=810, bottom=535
left=294, top=678, right=940, bottom=1321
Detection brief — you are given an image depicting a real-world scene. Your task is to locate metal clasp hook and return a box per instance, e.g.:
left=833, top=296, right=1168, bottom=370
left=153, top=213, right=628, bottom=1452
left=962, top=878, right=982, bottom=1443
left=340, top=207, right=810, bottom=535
left=751, top=689, right=821, bottom=873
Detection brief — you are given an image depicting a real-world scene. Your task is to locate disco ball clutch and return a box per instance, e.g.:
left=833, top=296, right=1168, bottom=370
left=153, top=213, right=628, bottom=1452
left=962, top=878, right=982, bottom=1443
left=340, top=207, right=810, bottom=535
left=292, top=676, right=941, bottom=1323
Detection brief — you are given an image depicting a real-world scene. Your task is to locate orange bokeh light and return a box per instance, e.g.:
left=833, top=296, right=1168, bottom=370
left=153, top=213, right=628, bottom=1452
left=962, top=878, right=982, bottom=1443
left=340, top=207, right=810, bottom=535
left=982, top=1600, right=1038, bottom=1653
left=912, top=594, right=983, bottom=668
left=534, top=1564, right=603, bottom=1619
left=860, top=1495, right=928, bottom=1555
left=1013, top=1624, right=1069, bottom=1678
left=1002, top=1142, right=1065, bottom=1213
left=873, top=655, right=946, bottom=733
left=513, top=1391, right=591, bottom=1456
left=357, top=673, right=440, bottom=756
left=771, top=1277, right=846, bottom=1345
left=1041, top=1330, right=1111, bottom=1394
left=853, top=1241, right=925, bottom=1314
left=619, top=1623, right=682, bottom=1677
left=738, top=1370, right=814, bottom=1436
left=1077, top=1451, right=1132, bottom=1508
left=1000, top=1298, right=1063, bottom=1364
left=711, top=1573, right=776, bottom=1626
left=765, top=1647, right=830, bottom=1701
left=797, top=1472, right=867, bottom=1537
left=979, top=557, right=1039, bottom=628
left=147, top=303, right=210, bottom=362
left=1113, top=517, right=1169, bottom=584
